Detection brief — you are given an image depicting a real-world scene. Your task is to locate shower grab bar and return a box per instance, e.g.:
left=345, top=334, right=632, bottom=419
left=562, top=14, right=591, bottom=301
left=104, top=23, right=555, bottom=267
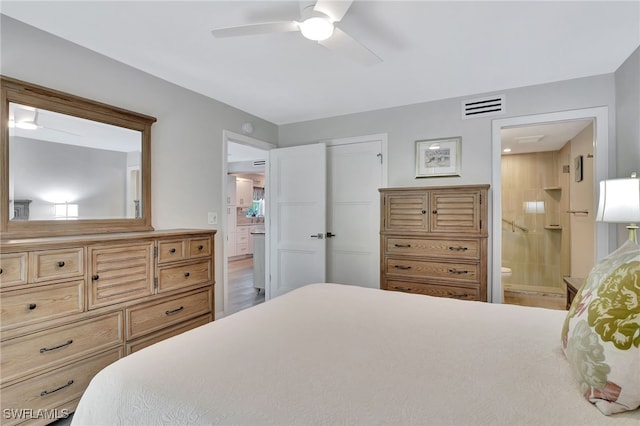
left=502, top=218, right=529, bottom=233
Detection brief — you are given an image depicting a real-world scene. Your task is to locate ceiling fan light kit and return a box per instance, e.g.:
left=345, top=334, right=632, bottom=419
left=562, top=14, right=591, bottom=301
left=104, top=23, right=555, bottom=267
left=298, top=16, right=334, bottom=41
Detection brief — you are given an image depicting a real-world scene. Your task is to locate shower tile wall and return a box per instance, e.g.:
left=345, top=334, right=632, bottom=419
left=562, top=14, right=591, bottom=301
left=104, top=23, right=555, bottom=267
left=501, top=150, right=570, bottom=292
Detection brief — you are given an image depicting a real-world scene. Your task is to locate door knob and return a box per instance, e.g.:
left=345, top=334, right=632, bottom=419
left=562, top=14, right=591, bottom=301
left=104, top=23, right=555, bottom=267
left=310, top=233, right=324, bottom=239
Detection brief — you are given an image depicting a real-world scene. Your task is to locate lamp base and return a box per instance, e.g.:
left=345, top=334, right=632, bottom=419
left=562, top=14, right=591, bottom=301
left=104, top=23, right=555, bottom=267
left=627, top=224, right=638, bottom=243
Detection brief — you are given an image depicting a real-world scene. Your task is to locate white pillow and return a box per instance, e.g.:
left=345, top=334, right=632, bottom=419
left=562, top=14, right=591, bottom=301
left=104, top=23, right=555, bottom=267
left=561, top=240, right=640, bottom=415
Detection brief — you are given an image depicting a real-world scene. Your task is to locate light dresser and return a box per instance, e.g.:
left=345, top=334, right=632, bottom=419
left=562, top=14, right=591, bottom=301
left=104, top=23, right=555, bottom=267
left=380, top=185, right=489, bottom=301
left=0, top=229, right=215, bottom=425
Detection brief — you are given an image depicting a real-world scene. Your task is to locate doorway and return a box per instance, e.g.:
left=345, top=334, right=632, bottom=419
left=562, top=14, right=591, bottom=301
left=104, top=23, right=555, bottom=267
left=222, top=130, right=275, bottom=317
left=491, top=107, right=612, bottom=305
left=500, top=119, right=594, bottom=309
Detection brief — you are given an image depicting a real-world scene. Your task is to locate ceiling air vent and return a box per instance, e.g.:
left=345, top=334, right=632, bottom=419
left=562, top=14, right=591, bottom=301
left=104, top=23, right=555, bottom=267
left=252, top=160, right=266, bottom=167
left=461, top=94, right=506, bottom=119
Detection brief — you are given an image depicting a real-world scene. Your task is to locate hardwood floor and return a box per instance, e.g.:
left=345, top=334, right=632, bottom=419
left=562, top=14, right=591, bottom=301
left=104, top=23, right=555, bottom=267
left=503, top=288, right=566, bottom=310
left=227, top=257, right=265, bottom=315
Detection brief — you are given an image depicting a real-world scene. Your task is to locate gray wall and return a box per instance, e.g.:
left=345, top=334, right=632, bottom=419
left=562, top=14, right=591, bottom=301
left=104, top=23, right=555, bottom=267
left=615, top=46, right=640, bottom=179
left=279, top=75, right=617, bottom=188
left=1, top=15, right=279, bottom=314
left=10, top=137, right=127, bottom=220
left=614, top=46, right=640, bottom=243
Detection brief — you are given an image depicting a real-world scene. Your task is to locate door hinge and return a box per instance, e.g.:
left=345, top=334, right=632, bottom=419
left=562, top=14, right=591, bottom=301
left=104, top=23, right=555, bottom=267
left=153, top=246, right=158, bottom=258
left=154, top=277, right=158, bottom=289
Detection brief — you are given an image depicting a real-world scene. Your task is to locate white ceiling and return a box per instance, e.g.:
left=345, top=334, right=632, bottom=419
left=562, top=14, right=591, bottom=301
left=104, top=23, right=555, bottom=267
left=501, top=119, right=592, bottom=155
left=1, top=1, right=638, bottom=126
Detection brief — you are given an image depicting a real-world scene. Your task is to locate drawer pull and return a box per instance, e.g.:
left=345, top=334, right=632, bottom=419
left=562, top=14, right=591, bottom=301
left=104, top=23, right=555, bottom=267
left=40, top=339, right=73, bottom=353
left=57, top=261, right=65, bottom=267
left=451, top=293, right=469, bottom=299
left=448, top=269, right=470, bottom=275
left=393, top=286, right=412, bottom=292
left=448, top=246, right=468, bottom=251
left=394, top=265, right=412, bottom=270
left=198, top=245, right=204, bottom=250
left=184, top=272, right=191, bottom=278
left=28, top=303, right=37, bottom=310
left=394, top=244, right=411, bottom=248
left=40, top=380, right=74, bottom=397
left=165, top=306, right=184, bottom=316
left=169, top=248, right=176, bottom=253
left=92, top=274, right=100, bottom=281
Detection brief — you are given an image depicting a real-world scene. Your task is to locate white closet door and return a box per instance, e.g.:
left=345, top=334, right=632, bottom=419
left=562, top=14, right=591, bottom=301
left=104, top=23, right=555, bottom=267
left=327, top=139, right=383, bottom=288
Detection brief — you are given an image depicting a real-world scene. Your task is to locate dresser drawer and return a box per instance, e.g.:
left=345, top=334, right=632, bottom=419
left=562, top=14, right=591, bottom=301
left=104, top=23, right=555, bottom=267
left=1, top=311, right=123, bottom=384
left=29, top=248, right=84, bottom=283
left=126, top=288, right=212, bottom=340
left=385, top=237, right=479, bottom=259
left=188, top=237, right=212, bottom=259
left=385, top=258, right=479, bottom=282
left=88, top=243, right=154, bottom=309
left=0, top=348, right=122, bottom=426
left=0, top=280, right=84, bottom=330
left=126, top=314, right=211, bottom=354
left=157, top=239, right=187, bottom=264
left=157, top=260, right=212, bottom=293
left=0, top=253, right=27, bottom=288
left=385, top=280, right=479, bottom=300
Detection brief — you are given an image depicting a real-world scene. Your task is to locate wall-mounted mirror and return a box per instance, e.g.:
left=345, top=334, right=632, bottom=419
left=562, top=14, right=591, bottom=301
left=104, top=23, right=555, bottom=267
left=1, top=77, right=156, bottom=238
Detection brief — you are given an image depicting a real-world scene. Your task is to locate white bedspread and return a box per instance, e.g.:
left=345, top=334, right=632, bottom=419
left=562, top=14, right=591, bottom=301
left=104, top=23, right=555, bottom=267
left=72, top=283, right=640, bottom=425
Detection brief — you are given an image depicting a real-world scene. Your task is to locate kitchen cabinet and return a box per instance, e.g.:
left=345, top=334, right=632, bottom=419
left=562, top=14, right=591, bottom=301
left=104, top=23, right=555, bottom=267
left=227, top=176, right=253, bottom=208
left=226, top=206, right=237, bottom=257
left=236, top=178, right=253, bottom=208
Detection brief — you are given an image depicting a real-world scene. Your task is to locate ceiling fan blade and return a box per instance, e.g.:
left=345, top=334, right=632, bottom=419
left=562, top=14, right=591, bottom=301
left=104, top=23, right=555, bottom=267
left=313, top=0, right=353, bottom=22
left=319, top=27, right=382, bottom=66
left=212, top=21, right=299, bottom=38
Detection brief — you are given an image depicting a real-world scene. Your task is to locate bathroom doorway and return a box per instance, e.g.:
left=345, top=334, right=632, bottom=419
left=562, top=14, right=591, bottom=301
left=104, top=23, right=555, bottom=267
left=500, top=119, right=594, bottom=309
left=491, top=107, right=612, bottom=306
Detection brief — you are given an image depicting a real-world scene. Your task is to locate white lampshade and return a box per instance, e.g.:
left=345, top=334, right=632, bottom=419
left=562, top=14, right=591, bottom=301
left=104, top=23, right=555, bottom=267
left=596, top=177, right=640, bottom=223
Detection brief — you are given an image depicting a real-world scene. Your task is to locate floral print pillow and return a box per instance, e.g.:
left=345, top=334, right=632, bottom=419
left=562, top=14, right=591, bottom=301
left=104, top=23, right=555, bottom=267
left=561, top=240, right=640, bottom=415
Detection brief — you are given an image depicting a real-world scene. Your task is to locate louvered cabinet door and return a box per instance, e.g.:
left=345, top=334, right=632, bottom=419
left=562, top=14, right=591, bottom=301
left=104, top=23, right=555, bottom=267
left=429, top=189, right=484, bottom=234
left=88, top=243, right=154, bottom=309
left=382, top=192, right=429, bottom=232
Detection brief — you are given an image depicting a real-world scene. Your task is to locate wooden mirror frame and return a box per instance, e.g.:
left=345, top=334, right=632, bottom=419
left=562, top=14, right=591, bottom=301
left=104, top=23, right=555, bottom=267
left=0, top=76, right=156, bottom=239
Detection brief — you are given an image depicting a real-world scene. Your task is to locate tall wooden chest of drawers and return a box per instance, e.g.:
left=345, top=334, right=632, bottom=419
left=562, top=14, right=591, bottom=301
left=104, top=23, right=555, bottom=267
left=0, top=229, right=215, bottom=425
left=380, top=185, right=489, bottom=301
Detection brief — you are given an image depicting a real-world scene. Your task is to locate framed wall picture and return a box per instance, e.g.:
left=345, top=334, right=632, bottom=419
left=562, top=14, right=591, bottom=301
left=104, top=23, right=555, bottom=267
left=415, top=137, right=461, bottom=178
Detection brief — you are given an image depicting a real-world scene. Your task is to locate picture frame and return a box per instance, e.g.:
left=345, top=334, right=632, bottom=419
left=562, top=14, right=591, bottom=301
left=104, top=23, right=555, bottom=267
left=415, top=137, right=461, bottom=178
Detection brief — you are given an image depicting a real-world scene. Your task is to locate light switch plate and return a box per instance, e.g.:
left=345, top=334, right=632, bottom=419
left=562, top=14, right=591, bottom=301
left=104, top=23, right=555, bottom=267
left=208, top=212, right=217, bottom=225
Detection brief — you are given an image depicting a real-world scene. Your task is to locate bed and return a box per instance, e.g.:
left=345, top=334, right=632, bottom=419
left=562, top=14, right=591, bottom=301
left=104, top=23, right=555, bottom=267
left=71, top=282, right=640, bottom=425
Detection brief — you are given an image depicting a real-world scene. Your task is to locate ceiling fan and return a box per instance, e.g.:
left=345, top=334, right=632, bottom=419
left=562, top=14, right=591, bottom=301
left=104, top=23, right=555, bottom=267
left=9, top=104, right=78, bottom=135
left=211, top=0, right=382, bottom=66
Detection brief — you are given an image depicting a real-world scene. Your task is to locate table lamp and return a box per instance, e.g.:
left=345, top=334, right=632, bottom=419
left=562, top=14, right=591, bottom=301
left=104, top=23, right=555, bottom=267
left=596, top=172, right=640, bottom=243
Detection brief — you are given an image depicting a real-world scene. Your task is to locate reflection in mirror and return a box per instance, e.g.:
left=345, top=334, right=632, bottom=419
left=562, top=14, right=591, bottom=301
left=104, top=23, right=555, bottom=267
left=1, top=76, right=156, bottom=239
left=9, top=102, right=143, bottom=221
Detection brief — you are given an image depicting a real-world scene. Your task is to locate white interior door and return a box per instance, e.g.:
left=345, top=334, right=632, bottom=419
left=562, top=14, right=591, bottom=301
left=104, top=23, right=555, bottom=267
left=268, top=143, right=326, bottom=299
left=327, top=139, right=383, bottom=287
